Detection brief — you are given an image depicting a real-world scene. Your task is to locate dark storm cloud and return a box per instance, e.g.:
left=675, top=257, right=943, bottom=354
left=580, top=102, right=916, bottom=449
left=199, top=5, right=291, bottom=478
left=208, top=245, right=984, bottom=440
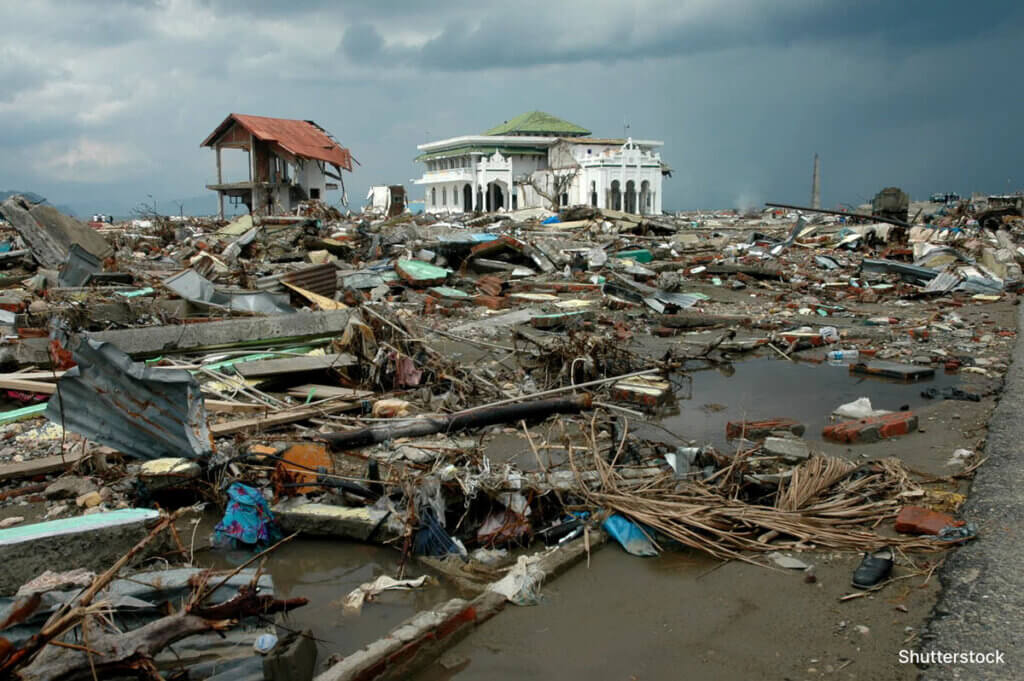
left=0, top=51, right=62, bottom=103
left=2, top=0, right=1023, bottom=216
left=348, top=0, right=1024, bottom=72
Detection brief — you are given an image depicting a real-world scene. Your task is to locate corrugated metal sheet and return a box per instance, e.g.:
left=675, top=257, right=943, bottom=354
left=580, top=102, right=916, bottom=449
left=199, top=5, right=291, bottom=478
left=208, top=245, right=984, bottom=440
left=201, top=113, right=353, bottom=170
left=164, top=269, right=295, bottom=316
left=44, top=339, right=213, bottom=460
left=281, top=263, right=339, bottom=297
left=923, top=271, right=961, bottom=294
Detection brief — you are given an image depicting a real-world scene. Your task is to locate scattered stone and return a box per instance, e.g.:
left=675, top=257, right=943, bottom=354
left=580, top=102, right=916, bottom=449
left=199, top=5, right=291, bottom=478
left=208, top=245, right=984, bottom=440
left=45, top=477, right=98, bottom=500
left=76, top=491, right=103, bottom=508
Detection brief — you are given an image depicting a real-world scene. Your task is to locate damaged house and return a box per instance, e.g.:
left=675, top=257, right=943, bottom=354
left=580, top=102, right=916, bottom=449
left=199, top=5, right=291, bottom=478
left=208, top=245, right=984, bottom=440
left=414, top=110, right=670, bottom=215
left=201, top=113, right=355, bottom=218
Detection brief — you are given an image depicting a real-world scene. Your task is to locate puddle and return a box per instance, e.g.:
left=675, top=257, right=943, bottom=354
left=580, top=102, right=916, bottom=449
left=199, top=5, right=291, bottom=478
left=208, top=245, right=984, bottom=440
left=651, top=357, right=962, bottom=448
left=411, top=548, right=722, bottom=681
left=199, top=538, right=459, bottom=663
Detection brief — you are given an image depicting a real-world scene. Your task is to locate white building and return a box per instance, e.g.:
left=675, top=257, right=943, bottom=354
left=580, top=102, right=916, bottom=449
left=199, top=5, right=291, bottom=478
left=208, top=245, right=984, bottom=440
left=413, top=111, right=669, bottom=215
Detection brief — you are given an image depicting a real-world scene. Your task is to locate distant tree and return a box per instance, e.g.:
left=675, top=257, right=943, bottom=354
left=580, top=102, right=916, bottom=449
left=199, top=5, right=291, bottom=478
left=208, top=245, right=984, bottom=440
left=517, top=166, right=580, bottom=212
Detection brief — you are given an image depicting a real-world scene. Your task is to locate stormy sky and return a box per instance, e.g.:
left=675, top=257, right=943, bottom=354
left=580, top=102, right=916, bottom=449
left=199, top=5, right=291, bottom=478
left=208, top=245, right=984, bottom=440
left=0, top=0, right=1021, bottom=216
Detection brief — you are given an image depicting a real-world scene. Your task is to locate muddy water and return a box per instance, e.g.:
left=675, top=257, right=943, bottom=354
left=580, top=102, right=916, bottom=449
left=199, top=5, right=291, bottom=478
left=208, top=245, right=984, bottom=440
left=653, top=357, right=961, bottom=448
left=411, top=546, right=928, bottom=681
left=199, top=539, right=459, bottom=664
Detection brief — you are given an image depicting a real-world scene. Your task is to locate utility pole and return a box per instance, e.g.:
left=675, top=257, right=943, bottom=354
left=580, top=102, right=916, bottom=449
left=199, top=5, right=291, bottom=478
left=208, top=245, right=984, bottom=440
left=811, top=153, right=821, bottom=209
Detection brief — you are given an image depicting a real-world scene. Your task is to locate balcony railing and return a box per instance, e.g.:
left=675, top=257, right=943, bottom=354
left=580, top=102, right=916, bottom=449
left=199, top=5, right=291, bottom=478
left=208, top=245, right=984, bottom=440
left=422, top=167, right=473, bottom=181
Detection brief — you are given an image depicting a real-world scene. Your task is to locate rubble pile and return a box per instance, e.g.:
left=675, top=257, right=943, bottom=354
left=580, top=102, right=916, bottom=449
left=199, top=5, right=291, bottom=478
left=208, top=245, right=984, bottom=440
left=0, top=191, right=1019, bottom=679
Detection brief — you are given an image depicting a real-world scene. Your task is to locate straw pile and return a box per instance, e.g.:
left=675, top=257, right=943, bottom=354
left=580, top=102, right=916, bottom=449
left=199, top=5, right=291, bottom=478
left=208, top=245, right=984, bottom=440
left=575, top=449, right=951, bottom=563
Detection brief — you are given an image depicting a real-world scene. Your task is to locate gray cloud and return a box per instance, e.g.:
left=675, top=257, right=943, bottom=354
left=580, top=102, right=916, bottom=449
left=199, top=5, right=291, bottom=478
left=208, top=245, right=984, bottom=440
left=0, top=0, right=1022, bottom=218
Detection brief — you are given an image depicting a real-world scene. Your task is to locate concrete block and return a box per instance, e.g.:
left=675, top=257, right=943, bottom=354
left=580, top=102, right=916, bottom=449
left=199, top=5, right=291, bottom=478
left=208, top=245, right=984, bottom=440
left=763, top=436, right=811, bottom=461
left=272, top=502, right=399, bottom=542
left=0, top=508, right=162, bottom=594
left=140, top=457, right=202, bottom=491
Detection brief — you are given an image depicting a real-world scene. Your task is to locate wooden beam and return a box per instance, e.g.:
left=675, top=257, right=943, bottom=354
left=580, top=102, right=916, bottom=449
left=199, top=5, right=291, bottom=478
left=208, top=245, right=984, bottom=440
left=0, top=451, right=87, bottom=482
left=209, top=401, right=358, bottom=436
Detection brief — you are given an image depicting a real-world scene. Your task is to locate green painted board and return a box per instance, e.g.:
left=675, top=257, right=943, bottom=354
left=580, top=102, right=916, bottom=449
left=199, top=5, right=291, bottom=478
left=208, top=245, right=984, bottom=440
left=396, top=259, right=450, bottom=284
left=0, top=508, right=159, bottom=545
left=0, top=403, right=46, bottom=425
left=428, top=286, right=470, bottom=298
left=116, top=287, right=155, bottom=298
left=613, top=249, right=653, bottom=263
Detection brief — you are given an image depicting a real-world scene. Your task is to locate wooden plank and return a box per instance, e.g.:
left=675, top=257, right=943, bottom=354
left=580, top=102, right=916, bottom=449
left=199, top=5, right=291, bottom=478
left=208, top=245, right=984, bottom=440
left=285, top=385, right=374, bottom=400
left=0, top=451, right=87, bottom=482
left=210, top=401, right=357, bottom=436
left=204, top=399, right=267, bottom=414
left=0, top=380, right=273, bottom=414
left=234, top=353, right=358, bottom=379
left=0, top=378, right=56, bottom=394
left=282, top=282, right=347, bottom=311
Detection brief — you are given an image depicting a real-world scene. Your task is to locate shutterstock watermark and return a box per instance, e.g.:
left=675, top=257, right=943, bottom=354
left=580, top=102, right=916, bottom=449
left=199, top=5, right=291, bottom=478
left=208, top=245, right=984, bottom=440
left=899, top=649, right=1006, bottom=665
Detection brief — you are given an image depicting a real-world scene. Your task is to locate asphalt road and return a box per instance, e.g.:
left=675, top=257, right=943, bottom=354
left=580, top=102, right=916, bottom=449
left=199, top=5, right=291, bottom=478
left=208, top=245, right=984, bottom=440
left=919, top=303, right=1024, bottom=679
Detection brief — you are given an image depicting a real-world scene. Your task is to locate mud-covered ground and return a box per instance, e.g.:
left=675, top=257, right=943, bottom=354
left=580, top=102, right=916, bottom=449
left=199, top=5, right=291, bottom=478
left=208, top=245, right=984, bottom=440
left=0, top=289, right=1014, bottom=681
left=405, top=298, right=1015, bottom=681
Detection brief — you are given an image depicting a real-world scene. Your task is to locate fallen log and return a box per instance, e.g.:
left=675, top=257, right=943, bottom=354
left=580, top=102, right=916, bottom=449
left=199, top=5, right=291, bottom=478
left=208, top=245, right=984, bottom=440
left=17, top=588, right=307, bottom=681
left=320, top=395, right=593, bottom=452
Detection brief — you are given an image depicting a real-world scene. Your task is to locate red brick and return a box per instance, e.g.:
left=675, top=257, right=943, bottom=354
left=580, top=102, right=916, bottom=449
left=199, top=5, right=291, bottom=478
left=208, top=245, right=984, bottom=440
left=822, top=412, right=918, bottom=443
left=474, top=295, right=506, bottom=310
left=895, top=505, right=963, bottom=535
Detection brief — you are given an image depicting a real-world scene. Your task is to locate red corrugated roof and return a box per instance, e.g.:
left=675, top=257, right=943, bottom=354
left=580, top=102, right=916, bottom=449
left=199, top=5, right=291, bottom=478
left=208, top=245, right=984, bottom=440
left=201, top=113, right=353, bottom=171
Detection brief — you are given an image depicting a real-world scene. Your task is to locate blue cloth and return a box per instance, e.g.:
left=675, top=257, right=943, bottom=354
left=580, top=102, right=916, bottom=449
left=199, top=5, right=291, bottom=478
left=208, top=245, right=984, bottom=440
left=213, top=483, right=282, bottom=548
left=603, top=513, right=658, bottom=557
left=541, top=215, right=561, bottom=224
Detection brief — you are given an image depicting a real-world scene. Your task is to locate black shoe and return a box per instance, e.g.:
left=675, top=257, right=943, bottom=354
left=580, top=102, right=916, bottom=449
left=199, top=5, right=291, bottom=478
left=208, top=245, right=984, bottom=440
left=852, top=548, right=894, bottom=589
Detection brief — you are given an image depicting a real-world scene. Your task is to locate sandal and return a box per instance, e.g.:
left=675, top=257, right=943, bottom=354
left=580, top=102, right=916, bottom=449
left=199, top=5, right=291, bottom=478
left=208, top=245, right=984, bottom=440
left=852, top=547, right=893, bottom=589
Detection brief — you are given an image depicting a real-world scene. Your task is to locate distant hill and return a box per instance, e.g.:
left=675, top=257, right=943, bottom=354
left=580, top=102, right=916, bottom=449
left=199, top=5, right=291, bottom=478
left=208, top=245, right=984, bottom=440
left=69, top=193, right=247, bottom=221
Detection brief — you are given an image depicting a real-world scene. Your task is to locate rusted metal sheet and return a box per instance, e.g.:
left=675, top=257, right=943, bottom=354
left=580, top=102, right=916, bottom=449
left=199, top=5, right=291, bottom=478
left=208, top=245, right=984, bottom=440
left=201, top=114, right=354, bottom=170
left=282, top=263, right=338, bottom=298
left=44, top=339, right=213, bottom=460
left=272, top=443, right=332, bottom=497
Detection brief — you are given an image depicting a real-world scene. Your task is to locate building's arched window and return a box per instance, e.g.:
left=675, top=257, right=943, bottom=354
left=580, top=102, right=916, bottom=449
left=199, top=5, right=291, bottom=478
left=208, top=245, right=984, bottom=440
left=442, top=188, right=447, bottom=206
left=431, top=187, right=436, bottom=207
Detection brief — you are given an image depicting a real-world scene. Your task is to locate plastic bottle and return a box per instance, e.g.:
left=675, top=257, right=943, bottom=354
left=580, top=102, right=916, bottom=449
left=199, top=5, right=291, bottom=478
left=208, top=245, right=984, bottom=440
left=827, top=349, right=858, bottom=363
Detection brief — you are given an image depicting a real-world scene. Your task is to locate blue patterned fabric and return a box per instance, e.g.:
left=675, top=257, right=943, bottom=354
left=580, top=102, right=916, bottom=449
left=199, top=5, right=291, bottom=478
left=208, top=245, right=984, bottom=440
left=213, top=483, right=282, bottom=548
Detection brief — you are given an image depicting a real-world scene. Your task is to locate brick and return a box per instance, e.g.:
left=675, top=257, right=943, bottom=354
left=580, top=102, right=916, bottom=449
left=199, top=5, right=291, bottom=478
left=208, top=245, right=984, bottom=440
left=473, top=295, right=506, bottom=310
left=894, top=505, right=964, bottom=535
left=822, top=412, right=918, bottom=444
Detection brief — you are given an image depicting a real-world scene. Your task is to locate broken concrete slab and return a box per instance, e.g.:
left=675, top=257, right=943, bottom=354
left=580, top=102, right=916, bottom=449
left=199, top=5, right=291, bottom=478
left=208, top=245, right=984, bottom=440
left=763, top=436, right=811, bottom=462
left=0, top=196, right=114, bottom=269
left=139, top=458, right=203, bottom=491
left=272, top=501, right=402, bottom=542
left=12, top=309, right=352, bottom=364
left=0, top=508, right=162, bottom=594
